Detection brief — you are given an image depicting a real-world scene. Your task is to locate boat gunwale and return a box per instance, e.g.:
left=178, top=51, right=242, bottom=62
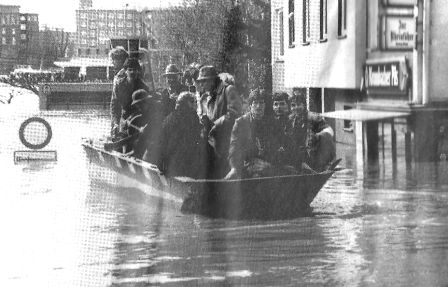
left=82, top=139, right=335, bottom=184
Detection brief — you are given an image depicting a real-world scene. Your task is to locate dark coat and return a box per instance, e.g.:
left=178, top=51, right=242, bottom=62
left=158, top=107, right=206, bottom=178
left=160, top=83, right=188, bottom=117
left=131, top=102, right=164, bottom=161
left=110, top=77, right=149, bottom=128
left=228, top=113, right=280, bottom=174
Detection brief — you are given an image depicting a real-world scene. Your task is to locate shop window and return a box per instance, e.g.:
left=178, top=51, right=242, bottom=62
left=302, top=0, right=310, bottom=45
left=288, top=0, right=295, bottom=47
left=319, top=0, right=327, bottom=42
left=337, top=0, right=347, bottom=38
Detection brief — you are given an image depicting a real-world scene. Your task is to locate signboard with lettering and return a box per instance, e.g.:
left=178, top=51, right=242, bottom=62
left=382, top=0, right=417, bottom=5
left=382, top=16, right=415, bottom=50
left=364, top=58, right=409, bottom=95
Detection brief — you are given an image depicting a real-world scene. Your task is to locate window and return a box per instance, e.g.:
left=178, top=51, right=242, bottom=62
left=2, top=37, right=6, bottom=45
left=20, top=24, right=26, bottom=30
left=319, top=0, right=327, bottom=41
left=21, top=34, right=26, bottom=40
left=12, top=37, right=16, bottom=45
left=338, top=0, right=347, bottom=38
left=11, top=29, right=15, bottom=35
left=288, top=0, right=295, bottom=47
left=343, top=106, right=353, bottom=131
left=302, top=0, right=310, bottom=44
left=117, top=21, right=124, bottom=28
left=81, top=20, right=87, bottom=28
left=117, top=13, right=123, bottom=19
left=1, top=28, right=5, bottom=35
left=20, top=15, right=26, bottom=21
left=126, top=21, right=133, bottom=28
left=278, top=9, right=284, bottom=56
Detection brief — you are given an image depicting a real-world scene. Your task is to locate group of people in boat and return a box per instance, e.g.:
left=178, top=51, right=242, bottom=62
left=107, top=47, right=335, bottom=180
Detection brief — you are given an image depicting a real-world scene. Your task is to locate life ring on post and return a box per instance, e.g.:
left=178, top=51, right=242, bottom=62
left=18, top=117, right=53, bottom=150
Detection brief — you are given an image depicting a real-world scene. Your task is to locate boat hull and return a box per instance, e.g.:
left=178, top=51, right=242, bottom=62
left=82, top=139, right=334, bottom=219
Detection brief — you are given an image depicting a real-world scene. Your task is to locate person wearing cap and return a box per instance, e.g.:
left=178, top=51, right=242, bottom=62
left=157, top=92, right=206, bottom=178
left=109, top=46, right=129, bottom=80
left=225, top=89, right=282, bottom=179
left=161, top=64, right=188, bottom=117
left=288, top=89, right=335, bottom=171
left=110, top=57, right=150, bottom=140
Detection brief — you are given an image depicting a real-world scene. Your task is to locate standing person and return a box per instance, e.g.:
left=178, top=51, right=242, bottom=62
left=288, top=90, right=335, bottom=172
left=225, top=89, right=281, bottom=179
left=161, top=64, right=188, bottom=117
left=109, top=46, right=129, bottom=80
left=157, top=92, right=206, bottom=178
left=196, top=66, right=243, bottom=177
left=110, top=58, right=150, bottom=140
left=196, top=65, right=242, bottom=124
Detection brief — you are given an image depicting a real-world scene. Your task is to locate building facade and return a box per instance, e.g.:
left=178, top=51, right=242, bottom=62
left=272, top=0, right=448, bottom=165
left=18, top=13, right=39, bottom=66
left=0, top=5, right=20, bottom=73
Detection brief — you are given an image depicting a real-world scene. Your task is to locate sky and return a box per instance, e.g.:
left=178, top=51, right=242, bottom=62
left=2, top=0, right=182, bottom=32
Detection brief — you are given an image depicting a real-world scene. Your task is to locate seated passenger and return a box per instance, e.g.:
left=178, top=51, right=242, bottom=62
left=157, top=92, right=206, bottom=178
left=225, top=89, right=284, bottom=179
left=272, top=92, right=297, bottom=167
left=289, top=91, right=336, bottom=172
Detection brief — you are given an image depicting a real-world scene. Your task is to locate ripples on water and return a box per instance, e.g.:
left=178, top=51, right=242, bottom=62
left=1, top=89, right=448, bottom=286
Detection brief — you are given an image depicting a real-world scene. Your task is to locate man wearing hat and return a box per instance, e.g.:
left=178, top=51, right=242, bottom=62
left=161, top=64, right=188, bottom=117
left=195, top=65, right=243, bottom=178
left=110, top=57, right=150, bottom=140
left=196, top=65, right=242, bottom=123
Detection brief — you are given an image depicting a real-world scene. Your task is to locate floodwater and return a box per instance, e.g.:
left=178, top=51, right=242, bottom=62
left=1, top=86, right=448, bottom=287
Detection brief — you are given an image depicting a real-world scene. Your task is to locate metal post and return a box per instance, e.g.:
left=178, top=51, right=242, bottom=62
left=422, top=0, right=431, bottom=105
left=391, top=120, right=397, bottom=165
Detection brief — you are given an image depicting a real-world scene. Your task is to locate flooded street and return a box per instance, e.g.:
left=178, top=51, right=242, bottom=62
left=1, top=88, right=448, bottom=286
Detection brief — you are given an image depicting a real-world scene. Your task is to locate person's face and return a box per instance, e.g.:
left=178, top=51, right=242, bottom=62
left=273, top=100, right=289, bottom=117
left=198, top=78, right=214, bottom=93
left=250, top=99, right=265, bottom=120
left=112, top=58, right=125, bottom=70
left=166, top=74, right=180, bottom=87
left=290, top=100, right=305, bottom=116
left=126, top=67, right=139, bottom=82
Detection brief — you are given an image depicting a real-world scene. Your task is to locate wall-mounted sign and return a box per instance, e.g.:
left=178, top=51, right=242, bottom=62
left=382, top=16, right=415, bottom=50
left=364, top=57, right=409, bottom=95
left=382, top=0, right=417, bottom=6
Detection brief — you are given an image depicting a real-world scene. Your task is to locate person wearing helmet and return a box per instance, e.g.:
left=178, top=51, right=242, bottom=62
left=161, top=64, right=188, bottom=117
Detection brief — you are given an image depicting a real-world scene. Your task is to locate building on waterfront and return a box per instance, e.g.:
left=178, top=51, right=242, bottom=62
left=0, top=5, right=41, bottom=73
left=18, top=13, right=39, bottom=67
left=271, top=0, right=448, bottom=166
left=0, top=5, right=20, bottom=73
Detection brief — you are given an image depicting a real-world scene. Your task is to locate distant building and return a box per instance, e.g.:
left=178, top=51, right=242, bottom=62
left=75, top=7, right=145, bottom=58
left=0, top=5, right=20, bottom=73
left=18, top=13, right=39, bottom=66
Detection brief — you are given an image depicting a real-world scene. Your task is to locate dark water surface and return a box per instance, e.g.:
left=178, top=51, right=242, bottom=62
left=1, top=91, right=448, bottom=286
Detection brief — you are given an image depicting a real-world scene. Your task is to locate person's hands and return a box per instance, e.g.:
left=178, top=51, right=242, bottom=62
left=224, top=168, right=239, bottom=180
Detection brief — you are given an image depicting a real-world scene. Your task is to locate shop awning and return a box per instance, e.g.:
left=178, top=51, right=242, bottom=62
left=322, top=109, right=410, bottom=121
